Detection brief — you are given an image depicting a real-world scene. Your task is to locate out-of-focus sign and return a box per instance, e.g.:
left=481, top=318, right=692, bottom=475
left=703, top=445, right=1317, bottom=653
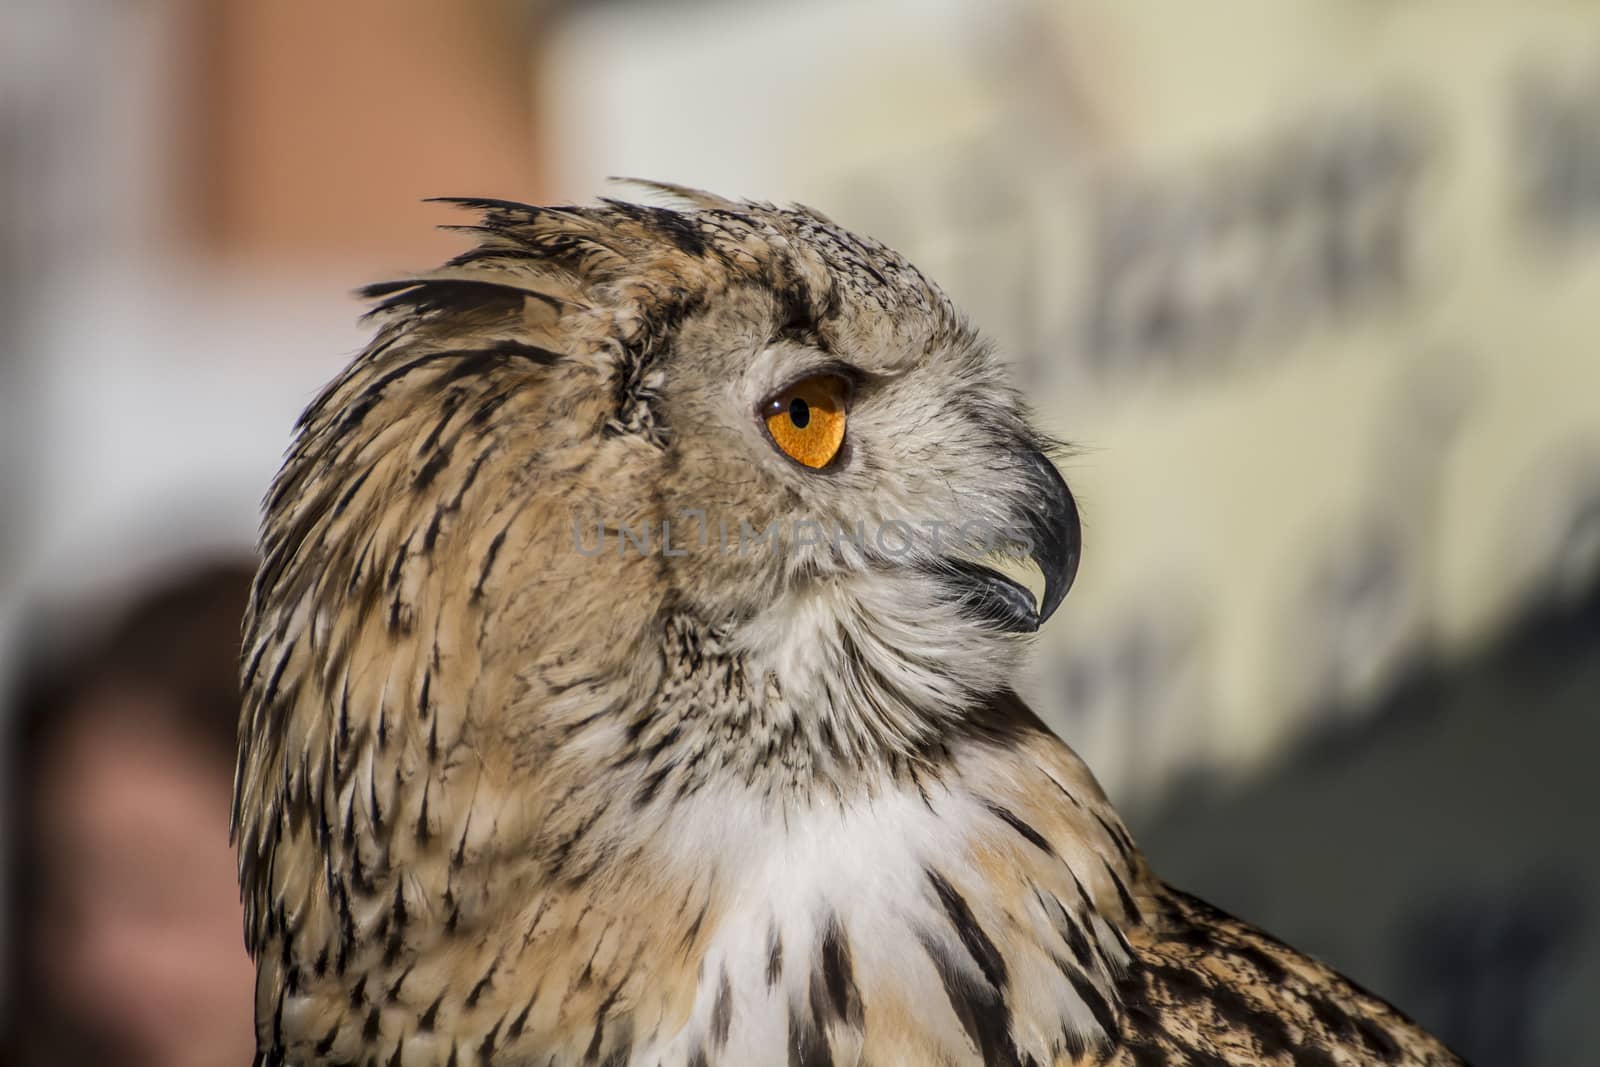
left=541, top=0, right=1600, bottom=802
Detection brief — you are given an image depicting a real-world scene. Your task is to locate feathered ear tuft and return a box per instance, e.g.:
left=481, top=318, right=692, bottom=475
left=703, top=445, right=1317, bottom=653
left=423, top=195, right=554, bottom=213
left=356, top=270, right=582, bottom=318
left=606, top=177, right=745, bottom=212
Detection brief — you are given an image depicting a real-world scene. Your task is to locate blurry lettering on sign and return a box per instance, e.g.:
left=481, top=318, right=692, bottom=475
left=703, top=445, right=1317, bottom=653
left=1512, top=58, right=1600, bottom=248
left=831, top=101, right=1432, bottom=401
left=1082, top=106, right=1429, bottom=388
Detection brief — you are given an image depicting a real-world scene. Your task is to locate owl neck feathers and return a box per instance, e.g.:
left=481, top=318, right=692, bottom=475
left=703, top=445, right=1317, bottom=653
left=463, top=608, right=1149, bottom=1065
left=243, top=578, right=1148, bottom=1066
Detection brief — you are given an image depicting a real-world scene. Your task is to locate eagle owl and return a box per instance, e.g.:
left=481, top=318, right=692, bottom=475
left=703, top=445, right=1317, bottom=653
left=233, top=185, right=1465, bottom=1066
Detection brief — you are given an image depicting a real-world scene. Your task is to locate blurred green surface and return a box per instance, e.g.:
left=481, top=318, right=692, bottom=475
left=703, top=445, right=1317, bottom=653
left=1134, top=598, right=1600, bottom=1066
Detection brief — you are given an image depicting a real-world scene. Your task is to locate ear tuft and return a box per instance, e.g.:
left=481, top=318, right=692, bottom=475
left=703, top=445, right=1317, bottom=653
left=606, top=177, right=745, bottom=213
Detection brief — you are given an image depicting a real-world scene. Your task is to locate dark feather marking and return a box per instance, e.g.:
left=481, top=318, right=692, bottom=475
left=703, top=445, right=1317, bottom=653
left=450, top=446, right=494, bottom=513
left=1101, top=858, right=1142, bottom=923
left=472, top=526, right=510, bottom=601
left=547, top=804, right=607, bottom=882
left=772, top=278, right=827, bottom=352
left=904, top=759, right=939, bottom=812
left=360, top=278, right=549, bottom=319
left=710, top=966, right=734, bottom=1048
left=817, top=915, right=863, bottom=1028
left=680, top=896, right=711, bottom=953
left=1355, top=1017, right=1404, bottom=1062
left=242, top=635, right=269, bottom=692
left=578, top=933, right=605, bottom=987
left=418, top=993, right=443, bottom=1032
left=986, top=802, right=1056, bottom=856
left=451, top=815, right=471, bottom=870
left=766, top=922, right=784, bottom=986
left=335, top=350, right=481, bottom=434
left=470, top=391, right=512, bottom=427
left=395, top=347, right=553, bottom=490
left=1093, top=812, right=1136, bottom=864
left=623, top=710, right=655, bottom=745
left=641, top=724, right=682, bottom=764
left=384, top=881, right=408, bottom=965
left=422, top=194, right=547, bottom=215
left=506, top=992, right=537, bottom=1040
left=1036, top=890, right=1096, bottom=970
left=387, top=599, right=409, bottom=637
left=917, top=932, right=1023, bottom=1067
left=926, top=869, right=1008, bottom=990
left=1051, top=953, right=1121, bottom=1039
left=1196, top=976, right=1294, bottom=1058
left=1232, top=941, right=1289, bottom=986
left=1042, top=771, right=1085, bottom=809
left=584, top=984, right=623, bottom=1064
left=1056, top=1026, right=1092, bottom=1062
left=413, top=449, right=450, bottom=492
left=787, top=1011, right=833, bottom=1067
left=335, top=882, right=356, bottom=973
left=478, top=1020, right=501, bottom=1061
left=271, top=988, right=287, bottom=1050
left=633, top=762, right=672, bottom=809
left=415, top=781, right=432, bottom=847
left=347, top=537, right=375, bottom=596
left=451, top=338, right=563, bottom=370
left=259, top=649, right=293, bottom=717
left=1306, top=994, right=1357, bottom=1040
left=417, top=390, right=463, bottom=456
left=422, top=507, right=447, bottom=554
left=331, top=466, right=376, bottom=521
left=1144, top=961, right=1207, bottom=1002
left=442, top=243, right=555, bottom=270
left=641, top=203, right=710, bottom=257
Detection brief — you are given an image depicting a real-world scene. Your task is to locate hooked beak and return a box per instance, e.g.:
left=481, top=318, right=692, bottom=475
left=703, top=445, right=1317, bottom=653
left=929, top=448, right=1081, bottom=634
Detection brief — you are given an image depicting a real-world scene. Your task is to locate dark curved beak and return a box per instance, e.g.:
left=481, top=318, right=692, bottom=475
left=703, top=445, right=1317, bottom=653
left=929, top=448, right=1081, bottom=634
left=1019, top=447, right=1081, bottom=625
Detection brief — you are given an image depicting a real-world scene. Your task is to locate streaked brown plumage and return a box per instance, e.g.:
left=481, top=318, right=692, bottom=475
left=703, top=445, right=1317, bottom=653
left=233, top=184, right=1466, bottom=1066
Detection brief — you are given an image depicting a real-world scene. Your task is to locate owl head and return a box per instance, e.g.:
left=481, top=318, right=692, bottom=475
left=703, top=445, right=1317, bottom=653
left=246, top=186, right=1078, bottom=780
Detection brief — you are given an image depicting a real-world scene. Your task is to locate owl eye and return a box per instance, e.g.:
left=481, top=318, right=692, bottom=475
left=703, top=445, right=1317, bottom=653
left=760, top=373, right=850, bottom=469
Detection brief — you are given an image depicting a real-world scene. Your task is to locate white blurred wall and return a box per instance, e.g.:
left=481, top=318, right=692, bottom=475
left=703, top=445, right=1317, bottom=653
left=0, top=1, right=368, bottom=643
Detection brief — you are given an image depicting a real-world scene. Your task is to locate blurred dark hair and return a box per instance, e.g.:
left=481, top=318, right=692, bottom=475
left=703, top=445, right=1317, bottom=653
left=2, top=556, right=255, bottom=1064
left=10, top=559, right=254, bottom=766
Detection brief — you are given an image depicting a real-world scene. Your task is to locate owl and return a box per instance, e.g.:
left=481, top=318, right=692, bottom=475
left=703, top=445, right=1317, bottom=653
left=233, top=184, right=1465, bottom=1066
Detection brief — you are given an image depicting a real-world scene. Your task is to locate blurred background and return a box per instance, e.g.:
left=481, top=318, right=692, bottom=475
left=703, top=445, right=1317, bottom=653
left=2, top=1, right=1597, bottom=1064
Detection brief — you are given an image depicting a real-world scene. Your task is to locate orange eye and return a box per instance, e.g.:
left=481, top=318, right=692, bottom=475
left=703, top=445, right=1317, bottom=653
left=761, top=373, right=850, bottom=469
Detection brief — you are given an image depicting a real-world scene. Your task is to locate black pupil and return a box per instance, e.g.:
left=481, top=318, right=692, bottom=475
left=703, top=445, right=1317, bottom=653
left=788, top=397, right=811, bottom=429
